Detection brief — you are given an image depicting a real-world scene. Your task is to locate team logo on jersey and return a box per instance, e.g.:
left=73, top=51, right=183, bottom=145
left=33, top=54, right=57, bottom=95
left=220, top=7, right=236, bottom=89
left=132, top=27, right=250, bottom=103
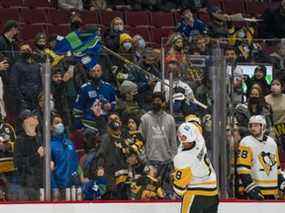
left=258, top=151, right=276, bottom=176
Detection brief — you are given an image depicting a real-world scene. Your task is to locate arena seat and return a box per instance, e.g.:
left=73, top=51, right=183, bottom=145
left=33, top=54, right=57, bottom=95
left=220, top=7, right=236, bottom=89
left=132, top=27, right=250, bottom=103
left=0, top=8, right=21, bottom=26
left=129, top=26, right=153, bottom=43
left=223, top=0, right=245, bottom=14
left=80, top=10, right=100, bottom=25
left=125, top=11, right=150, bottom=27
left=47, top=9, right=70, bottom=25
left=20, top=8, right=48, bottom=25
left=1, top=0, right=27, bottom=9
left=24, top=0, right=52, bottom=9
left=150, top=12, right=175, bottom=28
left=99, top=11, right=124, bottom=26
left=245, top=1, right=269, bottom=16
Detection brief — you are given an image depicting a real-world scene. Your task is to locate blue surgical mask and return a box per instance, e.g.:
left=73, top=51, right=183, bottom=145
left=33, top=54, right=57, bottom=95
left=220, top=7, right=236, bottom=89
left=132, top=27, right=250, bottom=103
left=123, top=42, right=132, bottom=51
left=138, top=39, right=145, bottom=49
left=54, top=123, right=65, bottom=135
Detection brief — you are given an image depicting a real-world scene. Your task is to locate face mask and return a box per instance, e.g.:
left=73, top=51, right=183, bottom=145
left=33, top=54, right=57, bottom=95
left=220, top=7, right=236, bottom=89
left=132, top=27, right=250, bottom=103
left=54, top=123, right=64, bottom=135
left=138, top=39, right=145, bottom=49
left=152, top=102, right=162, bottom=112
left=123, top=42, right=132, bottom=51
left=36, top=43, right=46, bottom=50
left=113, top=25, right=123, bottom=32
left=109, top=121, right=121, bottom=130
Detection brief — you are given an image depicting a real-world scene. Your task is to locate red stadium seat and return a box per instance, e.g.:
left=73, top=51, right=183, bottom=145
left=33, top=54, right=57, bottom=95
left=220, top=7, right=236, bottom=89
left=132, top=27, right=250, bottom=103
left=80, top=10, right=100, bottom=25
left=151, top=27, right=174, bottom=45
left=20, top=8, right=48, bottom=24
left=47, top=9, right=70, bottom=25
left=24, top=0, right=52, bottom=9
left=47, top=24, right=70, bottom=37
left=125, top=11, right=150, bottom=27
left=150, top=12, right=175, bottom=28
left=223, top=0, right=245, bottom=14
left=0, top=8, right=21, bottom=26
left=21, top=24, right=49, bottom=41
left=99, top=11, right=124, bottom=26
left=1, top=0, right=27, bottom=9
left=245, top=1, right=269, bottom=16
left=129, top=27, right=152, bottom=43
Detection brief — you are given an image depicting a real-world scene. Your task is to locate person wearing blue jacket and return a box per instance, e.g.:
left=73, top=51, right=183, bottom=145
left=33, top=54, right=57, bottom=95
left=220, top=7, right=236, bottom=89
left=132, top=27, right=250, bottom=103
left=73, top=64, right=116, bottom=133
left=176, top=9, right=207, bottom=42
left=50, top=113, right=80, bottom=200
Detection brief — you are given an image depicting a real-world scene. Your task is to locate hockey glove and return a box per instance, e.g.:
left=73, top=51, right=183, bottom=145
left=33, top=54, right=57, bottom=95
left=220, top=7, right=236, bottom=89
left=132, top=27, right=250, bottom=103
left=247, top=186, right=264, bottom=200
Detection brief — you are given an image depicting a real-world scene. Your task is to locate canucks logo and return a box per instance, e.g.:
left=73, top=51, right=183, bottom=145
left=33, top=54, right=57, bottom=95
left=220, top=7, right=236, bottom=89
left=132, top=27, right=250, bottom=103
left=258, top=152, right=276, bottom=176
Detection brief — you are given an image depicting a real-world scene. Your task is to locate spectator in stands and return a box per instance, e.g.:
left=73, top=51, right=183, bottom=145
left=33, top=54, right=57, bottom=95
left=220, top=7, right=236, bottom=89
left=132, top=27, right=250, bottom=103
left=262, top=0, right=285, bottom=38
left=245, top=65, right=271, bottom=97
left=130, top=164, right=165, bottom=200
left=51, top=65, right=74, bottom=131
left=105, top=17, right=126, bottom=51
left=232, top=67, right=246, bottom=107
left=225, top=46, right=238, bottom=66
left=33, top=33, right=48, bottom=64
left=0, top=55, right=9, bottom=118
left=96, top=113, right=129, bottom=199
left=0, top=116, right=16, bottom=200
left=265, top=79, right=285, bottom=150
left=192, top=35, right=209, bottom=55
left=154, top=56, right=195, bottom=107
left=14, top=109, right=44, bottom=200
left=132, top=35, right=146, bottom=65
left=84, top=0, right=109, bottom=11
left=139, top=92, right=177, bottom=198
left=82, top=166, right=108, bottom=200
left=116, top=80, right=145, bottom=120
left=73, top=64, right=116, bottom=133
left=270, top=39, right=285, bottom=70
left=119, top=33, right=133, bottom=55
left=176, top=9, right=207, bottom=43
left=58, top=0, right=83, bottom=11
left=50, top=113, right=80, bottom=201
left=207, top=5, right=229, bottom=38
left=70, top=11, right=83, bottom=32
left=9, top=44, right=42, bottom=113
left=235, top=85, right=272, bottom=130
left=0, top=20, right=19, bottom=65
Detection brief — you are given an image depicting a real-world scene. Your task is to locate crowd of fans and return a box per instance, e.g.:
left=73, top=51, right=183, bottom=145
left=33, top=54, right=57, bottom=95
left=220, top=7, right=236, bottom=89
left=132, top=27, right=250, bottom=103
left=0, top=0, right=285, bottom=201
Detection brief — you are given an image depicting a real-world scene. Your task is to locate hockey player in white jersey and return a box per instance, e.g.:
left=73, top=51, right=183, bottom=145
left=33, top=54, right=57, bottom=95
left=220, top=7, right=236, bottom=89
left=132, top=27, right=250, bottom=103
left=237, top=115, right=285, bottom=200
left=172, top=114, right=219, bottom=213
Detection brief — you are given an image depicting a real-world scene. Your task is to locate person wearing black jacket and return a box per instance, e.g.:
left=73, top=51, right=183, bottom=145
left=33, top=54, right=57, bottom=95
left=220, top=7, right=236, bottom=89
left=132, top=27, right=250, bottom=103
left=8, top=44, right=42, bottom=113
left=245, top=65, right=271, bottom=98
left=96, top=113, right=128, bottom=199
left=14, top=109, right=44, bottom=200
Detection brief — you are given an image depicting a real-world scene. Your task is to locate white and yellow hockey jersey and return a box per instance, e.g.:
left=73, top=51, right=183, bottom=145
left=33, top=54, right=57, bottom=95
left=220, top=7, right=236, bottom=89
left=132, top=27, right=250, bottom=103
left=172, top=122, right=218, bottom=197
left=237, top=135, right=282, bottom=196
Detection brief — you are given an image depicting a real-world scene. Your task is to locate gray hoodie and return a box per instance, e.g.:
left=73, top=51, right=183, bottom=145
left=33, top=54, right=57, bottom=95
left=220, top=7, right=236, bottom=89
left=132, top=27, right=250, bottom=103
left=139, top=111, right=177, bottom=162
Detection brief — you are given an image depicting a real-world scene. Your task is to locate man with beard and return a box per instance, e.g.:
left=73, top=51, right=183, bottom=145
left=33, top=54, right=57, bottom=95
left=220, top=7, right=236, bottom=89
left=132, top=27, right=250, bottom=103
left=139, top=92, right=177, bottom=198
left=73, top=64, right=116, bottom=134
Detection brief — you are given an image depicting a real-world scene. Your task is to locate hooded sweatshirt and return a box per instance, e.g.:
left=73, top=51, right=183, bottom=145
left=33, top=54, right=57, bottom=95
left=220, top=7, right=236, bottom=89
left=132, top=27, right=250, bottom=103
left=139, top=111, right=177, bottom=162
